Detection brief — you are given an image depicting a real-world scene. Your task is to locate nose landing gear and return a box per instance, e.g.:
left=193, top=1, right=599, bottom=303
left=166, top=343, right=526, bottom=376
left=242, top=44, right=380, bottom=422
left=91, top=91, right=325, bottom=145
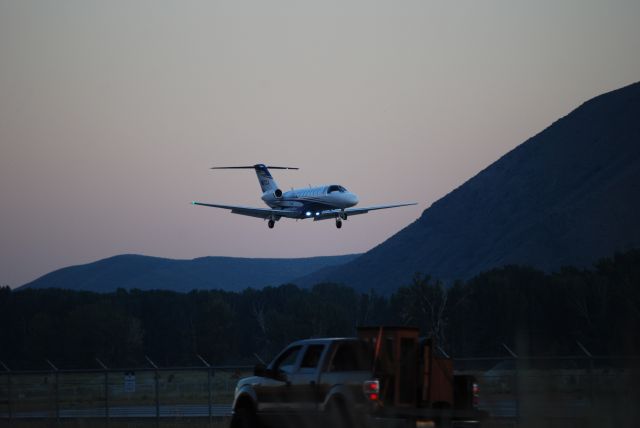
left=268, top=219, right=275, bottom=229
left=335, top=211, right=347, bottom=228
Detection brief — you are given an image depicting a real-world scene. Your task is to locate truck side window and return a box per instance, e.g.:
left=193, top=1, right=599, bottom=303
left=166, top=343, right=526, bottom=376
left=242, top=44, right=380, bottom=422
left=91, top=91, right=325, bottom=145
left=330, top=342, right=373, bottom=372
left=300, top=345, right=325, bottom=372
left=272, top=345, right=302, bottom=374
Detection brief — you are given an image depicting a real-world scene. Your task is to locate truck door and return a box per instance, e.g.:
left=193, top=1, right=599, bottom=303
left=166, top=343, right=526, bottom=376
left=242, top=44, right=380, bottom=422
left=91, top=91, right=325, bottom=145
left=255, top=345, right=303, bottom=414
left=287, top=344, right=327, bottom=412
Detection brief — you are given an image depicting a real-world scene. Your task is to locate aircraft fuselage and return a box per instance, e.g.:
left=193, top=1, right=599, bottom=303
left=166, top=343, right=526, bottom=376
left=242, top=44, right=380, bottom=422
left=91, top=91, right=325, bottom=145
left=261, top=185, right=359, bottom=219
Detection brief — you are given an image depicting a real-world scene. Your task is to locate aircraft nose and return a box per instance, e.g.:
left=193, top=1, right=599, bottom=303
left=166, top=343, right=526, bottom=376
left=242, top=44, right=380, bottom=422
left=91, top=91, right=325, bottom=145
left=349, top=193, right=359, bottom=206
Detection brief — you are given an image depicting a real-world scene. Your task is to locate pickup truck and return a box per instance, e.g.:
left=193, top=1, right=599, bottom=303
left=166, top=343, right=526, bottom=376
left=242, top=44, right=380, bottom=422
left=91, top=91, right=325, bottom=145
left=231, top=326, right=486, bottom=428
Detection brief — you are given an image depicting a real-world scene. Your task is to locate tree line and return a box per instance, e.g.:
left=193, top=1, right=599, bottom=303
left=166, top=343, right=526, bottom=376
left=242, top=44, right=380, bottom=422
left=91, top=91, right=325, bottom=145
left=1, top=249, right=639, bottom=369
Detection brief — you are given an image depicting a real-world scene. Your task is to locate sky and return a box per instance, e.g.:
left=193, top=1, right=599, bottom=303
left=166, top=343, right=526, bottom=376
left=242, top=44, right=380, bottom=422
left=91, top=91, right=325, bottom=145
left=1, top=0, right=639, bottom=288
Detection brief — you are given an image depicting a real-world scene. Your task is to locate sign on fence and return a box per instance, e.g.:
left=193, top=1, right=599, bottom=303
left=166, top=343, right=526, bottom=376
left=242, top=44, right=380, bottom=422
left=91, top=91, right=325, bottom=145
left=124, top=371, right=136, bottom=393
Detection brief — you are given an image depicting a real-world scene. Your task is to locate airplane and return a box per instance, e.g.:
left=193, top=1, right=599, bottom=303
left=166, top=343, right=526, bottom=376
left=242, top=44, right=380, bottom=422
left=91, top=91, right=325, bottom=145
left=191, top=164, right=417, bottom=229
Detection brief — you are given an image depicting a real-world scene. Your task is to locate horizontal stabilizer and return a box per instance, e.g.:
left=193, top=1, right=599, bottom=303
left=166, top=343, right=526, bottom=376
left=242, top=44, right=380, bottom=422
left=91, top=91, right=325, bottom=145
left=210, top=165, right=299, bottom=170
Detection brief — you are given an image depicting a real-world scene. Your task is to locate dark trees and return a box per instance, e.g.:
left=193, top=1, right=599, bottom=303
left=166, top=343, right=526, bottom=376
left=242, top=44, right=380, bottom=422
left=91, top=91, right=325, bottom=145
left=1, top=250, right=639, bottom=367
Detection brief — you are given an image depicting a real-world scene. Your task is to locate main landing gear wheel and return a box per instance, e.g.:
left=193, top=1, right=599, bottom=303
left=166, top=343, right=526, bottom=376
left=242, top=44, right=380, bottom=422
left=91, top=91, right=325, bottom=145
left=268, top=220, right=275, bottom=229
left=336, top=219, right=342, bottom=229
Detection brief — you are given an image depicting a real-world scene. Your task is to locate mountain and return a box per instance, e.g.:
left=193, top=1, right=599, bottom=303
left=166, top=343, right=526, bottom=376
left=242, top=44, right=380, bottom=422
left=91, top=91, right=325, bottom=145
left=299, top=82, right=640, bottom=294
left=19, top=254, right=359, bottom=292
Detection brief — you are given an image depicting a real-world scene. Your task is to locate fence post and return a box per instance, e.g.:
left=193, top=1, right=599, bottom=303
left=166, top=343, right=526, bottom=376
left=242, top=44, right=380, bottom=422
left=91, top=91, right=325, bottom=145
left=0, top=361, right=11, bottom=424
left=577, top=341, right=594, bottom=416
left=96, top=359, right=109, bottom=428
left=146, top=356, right=160, bottom=428
left=502, top=344, right=519, bottom=427
left=45, top=360, right=59, bottom=425
left=197, top=355, right=213, bottom=427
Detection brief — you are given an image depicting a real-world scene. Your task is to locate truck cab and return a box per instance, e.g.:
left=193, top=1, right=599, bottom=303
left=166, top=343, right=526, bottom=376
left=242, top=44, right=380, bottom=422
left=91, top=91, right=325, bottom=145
left=233, top=338, right=374, bottom=427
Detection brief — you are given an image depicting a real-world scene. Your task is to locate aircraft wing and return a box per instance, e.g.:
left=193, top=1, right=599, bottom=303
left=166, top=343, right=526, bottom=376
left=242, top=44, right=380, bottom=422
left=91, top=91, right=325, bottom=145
left=191, top=202, right=297, bottom=219
left=313, top=202, right=417, bottom=221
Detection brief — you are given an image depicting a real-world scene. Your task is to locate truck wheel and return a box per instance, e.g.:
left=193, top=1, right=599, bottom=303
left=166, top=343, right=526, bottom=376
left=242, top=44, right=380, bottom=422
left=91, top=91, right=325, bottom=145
left=326, top=400, right=356, bottom=428
left=230, top=406, right=260, bottom=428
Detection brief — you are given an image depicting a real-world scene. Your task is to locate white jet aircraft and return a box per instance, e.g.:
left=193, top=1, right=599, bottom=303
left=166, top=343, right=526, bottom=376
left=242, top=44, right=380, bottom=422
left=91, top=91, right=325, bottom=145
left=192, top=164, right=417, bottom=229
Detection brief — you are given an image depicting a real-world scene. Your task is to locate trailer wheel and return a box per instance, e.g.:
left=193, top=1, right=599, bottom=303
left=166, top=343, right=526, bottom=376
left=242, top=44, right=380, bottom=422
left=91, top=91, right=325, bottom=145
left=430, top=401, right=452, bottom=428
left=434, top=419, right=451, bottom=428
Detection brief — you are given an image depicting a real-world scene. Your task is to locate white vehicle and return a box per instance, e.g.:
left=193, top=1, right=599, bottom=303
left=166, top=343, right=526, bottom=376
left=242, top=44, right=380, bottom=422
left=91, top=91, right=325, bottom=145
left=192, top=164, right=416, bottom=229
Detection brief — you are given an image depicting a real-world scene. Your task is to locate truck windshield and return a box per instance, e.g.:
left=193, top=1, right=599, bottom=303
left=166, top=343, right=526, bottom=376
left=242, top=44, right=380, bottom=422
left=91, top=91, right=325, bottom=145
left=272, top=345, right=303, bottom=374
left=329, top=341, right=372, bottom=371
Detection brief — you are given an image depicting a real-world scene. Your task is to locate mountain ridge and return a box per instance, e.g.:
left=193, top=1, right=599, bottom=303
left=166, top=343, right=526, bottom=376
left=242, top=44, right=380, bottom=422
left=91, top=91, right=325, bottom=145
left=19, top=253, right=360, bottom=292
left=298, top=81, right=640, bottom=293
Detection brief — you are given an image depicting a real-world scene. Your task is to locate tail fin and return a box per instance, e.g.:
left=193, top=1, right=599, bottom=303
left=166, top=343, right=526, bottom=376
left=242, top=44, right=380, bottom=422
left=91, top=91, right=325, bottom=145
left=254, top=164, right=279, bottom=193
left=210, top=164, right=298, bottom=194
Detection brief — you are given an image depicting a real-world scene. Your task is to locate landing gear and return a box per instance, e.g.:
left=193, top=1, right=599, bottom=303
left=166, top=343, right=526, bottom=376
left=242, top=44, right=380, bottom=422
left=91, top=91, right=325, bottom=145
left=336, top=219, right=342, bottom=229
left=268, top=219, right=275, bottom=229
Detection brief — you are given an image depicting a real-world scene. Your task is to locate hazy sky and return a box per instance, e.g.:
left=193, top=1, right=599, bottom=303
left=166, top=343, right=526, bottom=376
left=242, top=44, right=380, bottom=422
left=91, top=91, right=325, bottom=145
left=1, top=1, right=639, bottom=287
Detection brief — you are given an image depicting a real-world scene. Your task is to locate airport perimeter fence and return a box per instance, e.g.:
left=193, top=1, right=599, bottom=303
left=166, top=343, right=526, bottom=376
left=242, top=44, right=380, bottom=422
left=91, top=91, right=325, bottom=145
left=0, top=359, right=252, bottom=428
left=1, top=354, right=640, bottom=428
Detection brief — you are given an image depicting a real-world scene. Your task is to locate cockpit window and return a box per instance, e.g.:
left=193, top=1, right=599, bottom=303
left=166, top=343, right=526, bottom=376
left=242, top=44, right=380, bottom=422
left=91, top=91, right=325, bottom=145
left=328, top=185, right=347, bottom=193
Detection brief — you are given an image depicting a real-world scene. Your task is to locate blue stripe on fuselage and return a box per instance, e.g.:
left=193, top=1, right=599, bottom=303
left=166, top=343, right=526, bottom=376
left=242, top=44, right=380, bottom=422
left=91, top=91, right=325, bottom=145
left=268, top=199, right=339, bottom=218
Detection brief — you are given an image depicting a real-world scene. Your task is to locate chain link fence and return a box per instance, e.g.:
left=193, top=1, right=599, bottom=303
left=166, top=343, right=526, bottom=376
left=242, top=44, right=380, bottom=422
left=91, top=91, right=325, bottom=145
left=457, top=355, right=640, bottom=427
left=0, top=364, right=251, bottom=428
left=1, top=356, right=639, bottom=428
